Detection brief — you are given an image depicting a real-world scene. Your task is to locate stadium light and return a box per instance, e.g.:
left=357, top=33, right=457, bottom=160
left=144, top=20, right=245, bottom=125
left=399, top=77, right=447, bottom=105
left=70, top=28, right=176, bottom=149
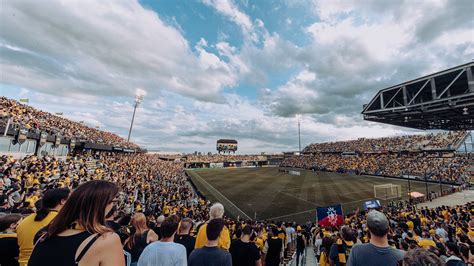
left=127, top=92, right=144, bottom=142
left=296, top=114, right=301, bottom=154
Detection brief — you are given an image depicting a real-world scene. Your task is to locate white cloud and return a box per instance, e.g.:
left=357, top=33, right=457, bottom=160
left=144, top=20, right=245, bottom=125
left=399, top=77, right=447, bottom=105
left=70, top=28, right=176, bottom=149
left=0, top=0, right=237, bottom=102
left=202, top=0, right=259, bottom=42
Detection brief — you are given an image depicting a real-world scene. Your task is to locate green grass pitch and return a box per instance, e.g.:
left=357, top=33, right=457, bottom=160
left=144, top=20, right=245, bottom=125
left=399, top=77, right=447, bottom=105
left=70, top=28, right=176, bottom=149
left=187, top=167, right=453, bottom=223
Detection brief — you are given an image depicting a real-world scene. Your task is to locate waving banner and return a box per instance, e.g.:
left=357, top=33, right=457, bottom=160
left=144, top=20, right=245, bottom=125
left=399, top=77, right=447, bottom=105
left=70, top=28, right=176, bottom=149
left=317, top=204, right=344, bottom=227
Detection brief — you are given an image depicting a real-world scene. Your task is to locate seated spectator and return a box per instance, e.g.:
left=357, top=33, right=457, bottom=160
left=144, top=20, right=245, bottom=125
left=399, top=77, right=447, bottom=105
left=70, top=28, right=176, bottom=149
left=28, top=180, right=124, bottom=266
left=195, top=203, right=231, bottom=250
left=189, top=218, right=232, bottom=266
left=229, top=225, right=261, bottom=266
left=347, top=210, right=404, bottom=266
left=124, top=213, right=158, bottom=266
left=174, top=218, right=196, bottom=258
left=0, top=214, right=22, bottom=266
left=138, top=215, right=186, bottom=266
left=16, top=188, right=70, bottom=266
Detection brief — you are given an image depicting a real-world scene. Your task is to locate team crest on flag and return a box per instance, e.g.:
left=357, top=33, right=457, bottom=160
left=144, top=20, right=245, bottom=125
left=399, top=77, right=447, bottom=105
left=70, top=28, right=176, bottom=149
left=317, top=204, right=344, bottom=227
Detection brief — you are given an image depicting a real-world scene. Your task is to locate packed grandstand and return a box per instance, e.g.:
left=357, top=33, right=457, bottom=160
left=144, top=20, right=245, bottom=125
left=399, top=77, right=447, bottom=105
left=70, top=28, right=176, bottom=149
left=0, top=96, right=473, bottom=266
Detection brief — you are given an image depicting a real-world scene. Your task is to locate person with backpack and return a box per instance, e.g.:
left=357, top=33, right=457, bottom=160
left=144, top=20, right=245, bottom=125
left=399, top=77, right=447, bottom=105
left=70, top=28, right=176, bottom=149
left=329, top=226, right=354, bottom=266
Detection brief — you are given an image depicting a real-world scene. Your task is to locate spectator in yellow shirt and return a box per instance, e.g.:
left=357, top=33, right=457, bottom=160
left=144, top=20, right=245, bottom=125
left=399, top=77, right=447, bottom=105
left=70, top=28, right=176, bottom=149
left=16, top=188, right=70, bottom=266
left=418, top=231, right=436, bottom=250
left=195, top=203, right=231, bottom=250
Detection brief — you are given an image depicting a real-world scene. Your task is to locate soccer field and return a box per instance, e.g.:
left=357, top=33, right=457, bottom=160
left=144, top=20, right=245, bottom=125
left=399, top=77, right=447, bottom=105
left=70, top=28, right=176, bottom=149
left=187, top=167, right=454, bottom=223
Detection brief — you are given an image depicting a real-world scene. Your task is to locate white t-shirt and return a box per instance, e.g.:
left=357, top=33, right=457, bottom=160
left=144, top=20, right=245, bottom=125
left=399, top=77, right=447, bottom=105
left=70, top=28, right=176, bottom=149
left=138, top=241, right=187, bottom=266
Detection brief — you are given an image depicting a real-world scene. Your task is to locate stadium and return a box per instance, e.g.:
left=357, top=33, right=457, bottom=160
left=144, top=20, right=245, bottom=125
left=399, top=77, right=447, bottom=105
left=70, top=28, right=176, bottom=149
left=1, top=1, right=473, bottom=266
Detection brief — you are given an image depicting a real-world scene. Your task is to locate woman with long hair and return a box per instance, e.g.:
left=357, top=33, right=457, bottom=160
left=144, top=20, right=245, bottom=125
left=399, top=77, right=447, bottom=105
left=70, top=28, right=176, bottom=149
left=28, top=180, right=125, bottom=266
left=319, top=236, right=335, bottom=266
left=124, top=212, right=158, bottom=265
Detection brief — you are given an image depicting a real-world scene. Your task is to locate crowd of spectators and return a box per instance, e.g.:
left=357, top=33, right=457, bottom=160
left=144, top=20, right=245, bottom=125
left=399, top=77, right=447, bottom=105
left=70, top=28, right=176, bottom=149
left=0, top=97, right=139, bottom=149
left=281, top=153, right=471, bottom=183
left=0, top=152, right=472, bottom=265
left=303, top=131, right=467, bottom=153
left=183, top=154, right=267, bottom=163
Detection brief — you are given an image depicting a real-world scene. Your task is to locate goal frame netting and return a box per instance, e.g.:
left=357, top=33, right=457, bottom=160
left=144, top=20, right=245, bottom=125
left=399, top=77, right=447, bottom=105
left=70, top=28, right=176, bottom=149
left=374, top=183, right=402, bottom=200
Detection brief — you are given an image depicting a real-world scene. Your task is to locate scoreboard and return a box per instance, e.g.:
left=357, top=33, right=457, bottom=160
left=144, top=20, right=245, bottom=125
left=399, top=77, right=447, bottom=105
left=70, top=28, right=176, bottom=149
left=217, top=139, right=238, bottom=153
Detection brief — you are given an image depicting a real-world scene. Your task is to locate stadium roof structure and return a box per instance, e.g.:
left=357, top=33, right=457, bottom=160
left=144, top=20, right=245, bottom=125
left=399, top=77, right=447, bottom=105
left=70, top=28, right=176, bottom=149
left=217, top=139, right=238, bottom=144
left=362, top=62, right=474, bottom=130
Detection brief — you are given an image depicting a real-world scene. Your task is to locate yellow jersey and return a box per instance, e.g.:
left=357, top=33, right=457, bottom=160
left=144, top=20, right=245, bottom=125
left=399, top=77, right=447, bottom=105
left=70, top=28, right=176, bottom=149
left=418, top=239, right=436, bottom=249
left=17, top=211, right=58, bottom=266
left=195, top=222, right=231, bottom=250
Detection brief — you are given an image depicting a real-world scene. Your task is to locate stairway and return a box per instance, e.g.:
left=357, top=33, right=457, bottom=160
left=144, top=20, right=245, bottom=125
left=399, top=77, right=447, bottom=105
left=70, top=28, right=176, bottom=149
left=285, top=242, right=318, bottom=266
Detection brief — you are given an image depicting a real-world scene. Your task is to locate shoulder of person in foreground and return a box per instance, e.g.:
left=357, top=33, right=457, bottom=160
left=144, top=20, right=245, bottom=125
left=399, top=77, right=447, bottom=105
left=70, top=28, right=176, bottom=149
left=82, top=232, right=124, bottom=266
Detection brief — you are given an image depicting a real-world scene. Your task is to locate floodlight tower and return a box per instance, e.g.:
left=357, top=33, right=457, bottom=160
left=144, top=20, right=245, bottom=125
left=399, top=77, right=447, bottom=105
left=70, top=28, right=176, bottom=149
left=127, top=93, right=144, bottom=142
left=296, top=114, right=301, bottom=154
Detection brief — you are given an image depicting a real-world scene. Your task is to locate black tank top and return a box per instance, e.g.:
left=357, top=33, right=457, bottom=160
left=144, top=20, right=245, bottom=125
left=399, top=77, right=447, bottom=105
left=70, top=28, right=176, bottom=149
left=124, top=230, right=149, bottom=262
left=28, top=231, right=99, bottom=266
left=296, top=234, right=305, bottom=250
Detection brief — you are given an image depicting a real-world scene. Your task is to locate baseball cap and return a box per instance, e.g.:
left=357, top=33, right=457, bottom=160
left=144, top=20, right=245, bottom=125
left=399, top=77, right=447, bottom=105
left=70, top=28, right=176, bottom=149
left=367, top=210, right=389, bottom=237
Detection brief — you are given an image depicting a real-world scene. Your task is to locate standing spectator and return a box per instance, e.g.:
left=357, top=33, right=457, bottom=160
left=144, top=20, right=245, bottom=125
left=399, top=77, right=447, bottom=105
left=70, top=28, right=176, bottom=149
left=319, top=236, right=334, bottom=266
left=445, top=242, right=466, bottom=266
left=0, top=214, right=22, bottom=266
left=400, top=248, right=446, bottom=265
left=174, top=218, right=196, bottom=258
left=195, top=203, right=231, bottom=250
left=28, top=180, right=124, bottom=266
left=16, top=188, right=69, bottom=266
left=189, top=218, right=232, bottom=266
left=329, top=226, right=354, bottom=266
left=295, top=226, right=306, bottom=266
left=138, top=215, right=187, bottom=266
left=435, top=222, right=449, bottom=241
left=263, top=227, right=283, bottom=266
left=314, top=230, right=324, bottom=261
left=286, top=222, right=295, bottom=249
left=418, top=231, right=436, bottom=250
left=229, top=225, right=261, bottom=266
left=124, top=213, right=158, bottom=266
left=152, top=215, right=165, bottom=240
left=347, top=210, right=404, bottom=266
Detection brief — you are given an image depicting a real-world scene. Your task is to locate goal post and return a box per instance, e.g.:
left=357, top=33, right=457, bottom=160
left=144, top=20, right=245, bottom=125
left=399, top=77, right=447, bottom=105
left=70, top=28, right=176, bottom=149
left=374, top=183, right=402, bottom=200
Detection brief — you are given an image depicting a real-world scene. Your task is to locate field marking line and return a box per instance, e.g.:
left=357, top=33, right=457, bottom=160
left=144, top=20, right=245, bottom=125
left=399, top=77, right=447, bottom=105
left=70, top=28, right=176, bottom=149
left=189, top=171, right=253, bottom=220
left=340, top=197, right=380, bottom=205
left=266, top=208, right=316, bottom=220
left=279, top=180, right=381, bottom=193
left=278, top=191, right=321, bottom=207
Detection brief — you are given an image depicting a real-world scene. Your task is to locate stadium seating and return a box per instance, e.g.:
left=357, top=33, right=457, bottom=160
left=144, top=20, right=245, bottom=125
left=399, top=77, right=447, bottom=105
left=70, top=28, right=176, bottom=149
left=0, top=97, right=139, bottom=149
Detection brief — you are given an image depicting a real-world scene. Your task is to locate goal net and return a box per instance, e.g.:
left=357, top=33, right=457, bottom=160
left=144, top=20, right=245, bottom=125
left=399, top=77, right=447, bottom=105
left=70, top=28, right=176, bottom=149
left=374, top=184, right=402, bottom=200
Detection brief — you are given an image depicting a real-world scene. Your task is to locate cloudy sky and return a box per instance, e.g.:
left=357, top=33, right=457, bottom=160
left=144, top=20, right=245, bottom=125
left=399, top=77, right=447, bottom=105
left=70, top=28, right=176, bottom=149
left=1, top=0, right=473, bottom=153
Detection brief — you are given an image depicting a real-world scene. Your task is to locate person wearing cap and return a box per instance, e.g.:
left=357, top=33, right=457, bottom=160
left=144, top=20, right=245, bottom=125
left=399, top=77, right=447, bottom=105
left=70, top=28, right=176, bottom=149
left=295, top=225, right=306, bottom=266
left=347, top=210, right=404, bottom=266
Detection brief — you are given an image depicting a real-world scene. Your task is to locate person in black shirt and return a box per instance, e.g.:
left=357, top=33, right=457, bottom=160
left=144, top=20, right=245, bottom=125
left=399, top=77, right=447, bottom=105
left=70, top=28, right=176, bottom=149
left=295, top=227, right=307, bottom=266
left=264, top=227, right=283, bottom=266
left=0, top=214, right=22, bottom=266
left=230, top=225, right=261, bottom=266
left=174, top=217, right=196, bottom=258
left=188, top=218, right=231, bottom=266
